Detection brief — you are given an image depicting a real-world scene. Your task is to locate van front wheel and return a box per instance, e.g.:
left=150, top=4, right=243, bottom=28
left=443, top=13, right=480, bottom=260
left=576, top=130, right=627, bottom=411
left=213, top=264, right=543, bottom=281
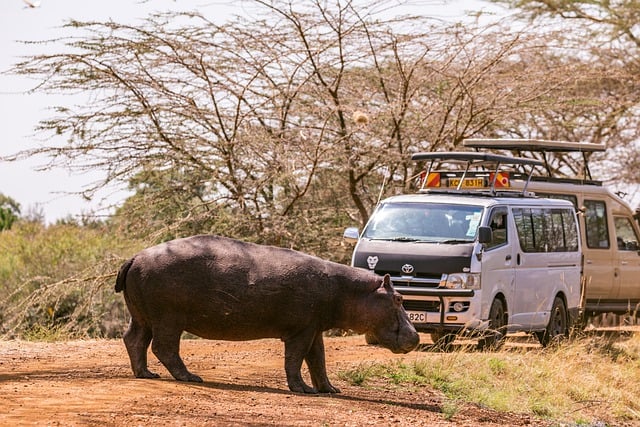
left=478, top=298, right=506, bottom=351
left=535, top=296, right=567, bottom=347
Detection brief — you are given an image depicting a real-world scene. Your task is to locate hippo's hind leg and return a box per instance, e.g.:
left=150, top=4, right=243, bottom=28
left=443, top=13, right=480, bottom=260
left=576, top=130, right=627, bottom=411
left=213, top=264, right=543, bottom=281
left=151, top=326, right=203, bottom=383
left=123, top=317, right=159, bottom=379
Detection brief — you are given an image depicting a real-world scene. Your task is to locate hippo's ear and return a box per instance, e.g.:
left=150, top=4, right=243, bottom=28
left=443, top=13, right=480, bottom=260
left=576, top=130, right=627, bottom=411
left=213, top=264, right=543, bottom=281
left=382, top=274, right=393, bottom=291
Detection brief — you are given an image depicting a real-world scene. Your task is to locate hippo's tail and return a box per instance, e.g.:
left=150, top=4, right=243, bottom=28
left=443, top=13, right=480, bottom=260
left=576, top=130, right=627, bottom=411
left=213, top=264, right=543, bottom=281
left=115, top=258, right=135, bottom=293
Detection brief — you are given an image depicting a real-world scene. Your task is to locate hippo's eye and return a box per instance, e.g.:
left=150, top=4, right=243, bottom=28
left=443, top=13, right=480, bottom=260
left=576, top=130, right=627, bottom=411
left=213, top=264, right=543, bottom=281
left=394, top=294, right=403, bottom=305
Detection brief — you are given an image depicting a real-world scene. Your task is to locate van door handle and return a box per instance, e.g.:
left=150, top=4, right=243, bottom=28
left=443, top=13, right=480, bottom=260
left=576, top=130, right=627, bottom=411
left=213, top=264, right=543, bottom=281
left=505, top=255, right=512, bottom=261
left=621, top=261, right=629, bottom=265
left=586, top=259, right=593, bottom=264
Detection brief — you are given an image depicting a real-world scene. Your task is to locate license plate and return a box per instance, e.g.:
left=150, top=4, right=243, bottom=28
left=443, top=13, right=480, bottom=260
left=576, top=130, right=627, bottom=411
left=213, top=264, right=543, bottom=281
left=407, top=311, right=427, bottom=323
left=448, top=178, right=485, bottom=188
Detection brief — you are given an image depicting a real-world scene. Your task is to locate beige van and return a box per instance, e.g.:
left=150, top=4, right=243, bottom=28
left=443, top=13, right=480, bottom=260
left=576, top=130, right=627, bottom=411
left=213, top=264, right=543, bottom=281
left=463, top=139, right=640, bottom=324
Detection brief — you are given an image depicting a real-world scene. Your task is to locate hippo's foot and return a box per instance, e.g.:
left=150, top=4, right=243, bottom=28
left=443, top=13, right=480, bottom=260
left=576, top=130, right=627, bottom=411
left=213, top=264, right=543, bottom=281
left=135, top=369, right=160, bottom=379
left=288, top=381, right=318, bottom=394
left=317, top=384, right=340, bottom=394
left=174, top=372, right=203, bottom=383
left=288, top=381, right=340, bottom=394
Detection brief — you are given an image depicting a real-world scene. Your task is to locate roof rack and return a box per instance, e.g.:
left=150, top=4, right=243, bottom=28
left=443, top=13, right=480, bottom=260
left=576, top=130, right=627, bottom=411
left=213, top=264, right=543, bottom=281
left=412, top=151, right=544, bottom=196
left=463, top=138, right=605, bottom=180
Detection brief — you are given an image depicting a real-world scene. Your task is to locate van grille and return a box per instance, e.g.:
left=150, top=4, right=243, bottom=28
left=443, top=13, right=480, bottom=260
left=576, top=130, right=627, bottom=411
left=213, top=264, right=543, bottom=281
left=403, top=300, right=441, bottom=312
left=376, top=270, right=441, bottom=282
left=376, top=271, right=441, bottom=288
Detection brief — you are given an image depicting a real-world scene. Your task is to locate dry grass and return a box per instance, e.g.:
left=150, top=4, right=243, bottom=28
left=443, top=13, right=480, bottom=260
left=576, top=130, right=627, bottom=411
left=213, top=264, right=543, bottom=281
left=338, top=332, right=640, bottom=425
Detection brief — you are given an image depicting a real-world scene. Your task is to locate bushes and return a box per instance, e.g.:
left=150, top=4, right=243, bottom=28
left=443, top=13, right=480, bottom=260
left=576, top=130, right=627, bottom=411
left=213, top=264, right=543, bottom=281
left=0, top=220, right=143, bottom=339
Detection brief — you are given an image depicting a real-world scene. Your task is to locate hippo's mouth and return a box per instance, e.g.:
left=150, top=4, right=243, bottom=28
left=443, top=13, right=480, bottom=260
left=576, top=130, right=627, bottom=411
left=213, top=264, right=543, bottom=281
left=376, top=315, right=419, bottom=354
left=391, top=336, right=420, bottom=354
left=379, top=335, right=419, bottom=354
left=391, top=342, right=418, bottom=354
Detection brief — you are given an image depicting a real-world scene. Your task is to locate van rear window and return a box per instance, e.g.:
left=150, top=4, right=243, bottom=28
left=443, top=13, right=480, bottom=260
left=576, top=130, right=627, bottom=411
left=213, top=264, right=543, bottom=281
left=513, top=208, right=578, bottom=252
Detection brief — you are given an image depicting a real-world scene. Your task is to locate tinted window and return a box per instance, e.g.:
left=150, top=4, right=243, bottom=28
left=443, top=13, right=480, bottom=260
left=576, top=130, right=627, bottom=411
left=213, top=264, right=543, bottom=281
left=561, top=210, right=579, bottom=251
left=486, top=208, right=508, bottom=249
left=537, top=193, right=578, bottom=209
left=614, top=216, right=640, bottom=251
left=513, top=207, right=578, bottom=252
left=584, top=200, right=609, bottom=249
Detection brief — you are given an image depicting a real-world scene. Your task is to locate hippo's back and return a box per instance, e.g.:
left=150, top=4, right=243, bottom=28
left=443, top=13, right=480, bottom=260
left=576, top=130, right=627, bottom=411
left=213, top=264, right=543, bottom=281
left=132, top=235, right=328, bottom=287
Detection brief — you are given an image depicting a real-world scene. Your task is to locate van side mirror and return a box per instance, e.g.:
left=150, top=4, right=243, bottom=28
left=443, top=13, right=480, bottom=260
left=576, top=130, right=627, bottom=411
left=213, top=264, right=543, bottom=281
left=478, top=226, right=493, bottom=244
left=343, top=227, right=360, bottom=243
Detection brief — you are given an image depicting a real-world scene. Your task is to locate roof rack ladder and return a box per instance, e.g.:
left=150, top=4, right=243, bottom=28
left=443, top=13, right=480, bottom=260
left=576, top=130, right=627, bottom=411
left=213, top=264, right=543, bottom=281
left=456, top=160, right=472, bottom=191
left=488, top=162, right=501, bottom=196
left=420, top=157, right=435, bottom=191
left=523, top=163, right=535, bottom=195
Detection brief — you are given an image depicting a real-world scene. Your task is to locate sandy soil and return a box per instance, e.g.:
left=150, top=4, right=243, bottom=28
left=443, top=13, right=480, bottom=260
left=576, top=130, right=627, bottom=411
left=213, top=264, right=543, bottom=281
left=0, top=335, right=550, bottom=426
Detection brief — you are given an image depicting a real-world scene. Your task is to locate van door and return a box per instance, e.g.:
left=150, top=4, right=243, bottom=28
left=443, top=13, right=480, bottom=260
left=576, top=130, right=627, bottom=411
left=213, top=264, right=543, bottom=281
left=479, top=207, right=514, bottom=322
left=511, top=207, right=554, bottom=329
left=613, top=216, right=640, bottom=306
left=583, top=200, right=617, bottom=300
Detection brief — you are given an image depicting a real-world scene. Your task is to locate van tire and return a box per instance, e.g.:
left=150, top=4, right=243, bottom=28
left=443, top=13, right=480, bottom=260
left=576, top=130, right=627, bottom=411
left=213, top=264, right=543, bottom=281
left=535, top=297, right=567, bottom=347
left=430, top=331, right=456, bottom=349
left=478, top=298, right=506, bottom=351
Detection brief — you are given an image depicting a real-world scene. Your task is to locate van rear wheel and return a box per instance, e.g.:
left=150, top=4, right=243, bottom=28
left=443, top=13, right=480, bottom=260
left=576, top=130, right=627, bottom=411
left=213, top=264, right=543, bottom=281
left=535, top=297, right=567, bottom=347
left=478, top=298, right=506, bottom=351
left=430, top=331, right=456, bottom=349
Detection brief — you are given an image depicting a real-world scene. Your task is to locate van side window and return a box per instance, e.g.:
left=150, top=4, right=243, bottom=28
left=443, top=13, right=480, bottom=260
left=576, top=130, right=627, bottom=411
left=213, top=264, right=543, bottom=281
left=584, top=200, right=610, bottom=249
left=614, top=216, right=640, bottom=251
left=513, top=208, right=535, bottom=251
left=513, top=207, right=578, bottom=252
left=561, top=210, right=579, bottom=251
left=486, top=208, right=507, bottom=249
left=537, top=193, right=578, bottom=209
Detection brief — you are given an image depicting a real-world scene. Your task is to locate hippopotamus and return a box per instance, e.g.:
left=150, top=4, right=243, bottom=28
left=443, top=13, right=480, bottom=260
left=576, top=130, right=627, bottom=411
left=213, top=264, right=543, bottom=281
left=115, top=235, right=419, bottom=394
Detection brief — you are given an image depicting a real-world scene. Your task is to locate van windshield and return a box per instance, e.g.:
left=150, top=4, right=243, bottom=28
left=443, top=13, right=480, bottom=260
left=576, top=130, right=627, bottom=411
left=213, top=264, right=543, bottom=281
left=362, top=202, right=484, bottom=243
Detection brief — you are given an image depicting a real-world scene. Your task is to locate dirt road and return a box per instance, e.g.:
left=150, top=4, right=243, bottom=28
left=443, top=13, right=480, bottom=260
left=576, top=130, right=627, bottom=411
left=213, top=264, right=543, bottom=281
left=0, top=335, right=548, bottom=426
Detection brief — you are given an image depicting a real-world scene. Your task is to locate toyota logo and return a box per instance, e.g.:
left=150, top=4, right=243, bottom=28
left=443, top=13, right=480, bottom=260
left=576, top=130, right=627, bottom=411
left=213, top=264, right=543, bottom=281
left=401, top=264, right=414, bottom=274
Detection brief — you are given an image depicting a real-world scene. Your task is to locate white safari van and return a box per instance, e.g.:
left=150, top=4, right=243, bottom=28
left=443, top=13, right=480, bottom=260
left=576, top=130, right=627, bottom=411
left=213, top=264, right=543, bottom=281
left=345, top=152, right=583, bottom=348
left=464, top=139, right=640, bottom=326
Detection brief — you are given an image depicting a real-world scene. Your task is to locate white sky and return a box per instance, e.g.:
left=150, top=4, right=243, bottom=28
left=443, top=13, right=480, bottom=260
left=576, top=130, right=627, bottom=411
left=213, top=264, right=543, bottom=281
left=0, top=0, right=494, bottom=223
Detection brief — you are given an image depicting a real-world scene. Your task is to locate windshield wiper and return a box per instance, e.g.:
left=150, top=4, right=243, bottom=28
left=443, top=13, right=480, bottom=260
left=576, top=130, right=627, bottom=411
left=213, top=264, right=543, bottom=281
left=439, top=239, right=474, bottom=244
left=369, top=236, right=419, bottom=242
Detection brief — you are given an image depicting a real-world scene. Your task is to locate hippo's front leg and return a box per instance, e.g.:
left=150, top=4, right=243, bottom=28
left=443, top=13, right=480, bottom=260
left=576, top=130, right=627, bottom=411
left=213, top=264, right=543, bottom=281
left=305, top=333, right=340, bottom=393
left=283, top=331, right=318, bottom=394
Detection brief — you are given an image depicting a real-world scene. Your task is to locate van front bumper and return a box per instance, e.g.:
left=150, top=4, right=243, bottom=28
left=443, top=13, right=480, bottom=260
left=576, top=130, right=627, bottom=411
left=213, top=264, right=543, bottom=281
left=395, top=286, right=487, bottom=334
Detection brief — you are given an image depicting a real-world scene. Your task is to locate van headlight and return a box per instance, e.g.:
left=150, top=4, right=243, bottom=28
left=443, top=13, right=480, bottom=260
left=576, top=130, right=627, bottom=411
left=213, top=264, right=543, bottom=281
left=439, top=273, right=481, bottom=290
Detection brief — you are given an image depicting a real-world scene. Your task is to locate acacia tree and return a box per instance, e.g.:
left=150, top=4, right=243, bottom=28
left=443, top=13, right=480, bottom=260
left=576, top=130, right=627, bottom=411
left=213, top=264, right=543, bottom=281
left=5, top=0, right=634, bottom=257
left=490, top=0, right=640, bottom=182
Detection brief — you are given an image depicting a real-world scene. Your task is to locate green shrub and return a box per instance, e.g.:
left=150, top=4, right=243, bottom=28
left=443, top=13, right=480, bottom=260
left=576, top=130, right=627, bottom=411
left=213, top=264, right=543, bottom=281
left=0, top=220, right=143, bottom=339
